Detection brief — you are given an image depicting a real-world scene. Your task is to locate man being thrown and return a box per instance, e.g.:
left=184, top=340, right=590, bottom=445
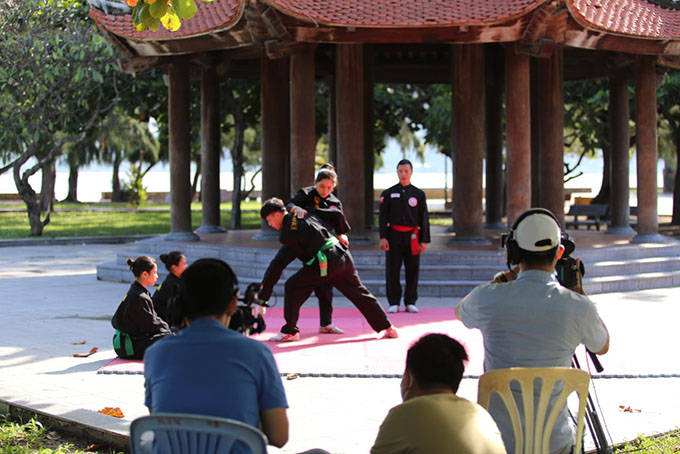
left=259, top=197, right=398, bottom=342
left=371, top=333, right=505, bottom=454
left=455, top=208, right=609, bottom=454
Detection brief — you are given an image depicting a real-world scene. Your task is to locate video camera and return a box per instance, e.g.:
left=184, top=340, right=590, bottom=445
left=501, top=230, right=585, bottom=289
left=228, top=282, right=269, bottom=336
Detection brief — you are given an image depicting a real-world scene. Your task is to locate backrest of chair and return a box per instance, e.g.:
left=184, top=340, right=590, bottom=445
left=130, top=413, right=268, bottom=454
left=477, top=368, right=590, bottom=454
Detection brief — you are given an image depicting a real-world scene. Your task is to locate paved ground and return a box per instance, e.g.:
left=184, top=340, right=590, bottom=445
left=1, top=242, right=679, bottom=453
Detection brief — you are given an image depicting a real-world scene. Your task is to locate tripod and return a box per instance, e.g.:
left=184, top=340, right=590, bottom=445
left=572, top=351, right=611, bottom=454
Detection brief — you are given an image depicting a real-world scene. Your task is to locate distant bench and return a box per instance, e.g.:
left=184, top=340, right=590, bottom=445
left=565, top=204, right=608, bottom=231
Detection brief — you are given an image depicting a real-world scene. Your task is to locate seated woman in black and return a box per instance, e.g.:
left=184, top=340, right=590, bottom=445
left=152, top=251, right=187, bottom=326
left=111, top=256, right=171, bottom=359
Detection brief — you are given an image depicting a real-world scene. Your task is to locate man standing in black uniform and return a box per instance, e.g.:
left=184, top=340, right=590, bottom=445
left=379, top=159, right=431, bottom=314
left=259, top=197, right=398, bottom=342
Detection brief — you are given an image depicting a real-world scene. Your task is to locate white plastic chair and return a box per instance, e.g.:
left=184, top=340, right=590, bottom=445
left=129, top=413, right=268, bottom=454
left=477, top=367, right=590, bottom=454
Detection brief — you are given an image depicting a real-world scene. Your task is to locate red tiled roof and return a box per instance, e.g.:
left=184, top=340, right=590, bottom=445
left=89, top=0, right=243, bottom=40
left=264, top=0, right=546, bottom=27
left=568, top=0, right=680, bottom=39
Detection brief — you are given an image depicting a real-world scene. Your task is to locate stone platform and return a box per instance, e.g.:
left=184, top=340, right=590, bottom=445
left=96, top=226, right=680, bottom=296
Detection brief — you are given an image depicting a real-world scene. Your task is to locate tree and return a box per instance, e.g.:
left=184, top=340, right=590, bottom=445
left=0, top=0, right=119, bottom=235
left=563, top=80, right=612, bottom=204
left=221, top=78, right=261, bottom=229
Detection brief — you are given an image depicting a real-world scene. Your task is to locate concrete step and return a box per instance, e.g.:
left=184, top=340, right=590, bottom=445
left=96, top=238, right=680, bottom=297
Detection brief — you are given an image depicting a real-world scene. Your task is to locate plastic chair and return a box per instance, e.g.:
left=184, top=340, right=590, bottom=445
left=477, top=367, right=590, bottom=454
left=129, top=413, right=268, bottom=454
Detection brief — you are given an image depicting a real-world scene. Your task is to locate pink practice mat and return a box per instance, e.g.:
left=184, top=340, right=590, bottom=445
left=96, top=307, right=482, bottom=377
left=252, top=307, right=485, bottom=377
left=97, top=357, right=144, bottom=375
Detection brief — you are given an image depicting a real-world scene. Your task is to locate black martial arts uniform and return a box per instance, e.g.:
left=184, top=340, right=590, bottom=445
left=152, top=273, right=181, bottom=327
left=112, top=281, right=171, bottom=359
left=378, top=183, right=431, bottom=308
left=286, top=186, right=350, bottom=327
left=259, top=212, right=391, bottom=336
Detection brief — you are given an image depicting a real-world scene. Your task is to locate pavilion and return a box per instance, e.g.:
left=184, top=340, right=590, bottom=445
left=88, top=0, right=680, bottom=244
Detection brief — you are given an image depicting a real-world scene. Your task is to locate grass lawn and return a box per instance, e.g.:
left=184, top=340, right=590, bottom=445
left=0, top=417, right=122, bottom=453
left=0, top=202, right=262, bottom=239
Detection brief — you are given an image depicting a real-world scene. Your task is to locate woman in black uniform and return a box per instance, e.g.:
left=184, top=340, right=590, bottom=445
left=152, top=251, right=187, bottom=326
left=111, top=256, right=171, bottom=359
left=286, top=163, right=349, bottom=334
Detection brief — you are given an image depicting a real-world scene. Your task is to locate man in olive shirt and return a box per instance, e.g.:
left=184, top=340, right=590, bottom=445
left=371, top=334, right=505, bottom=454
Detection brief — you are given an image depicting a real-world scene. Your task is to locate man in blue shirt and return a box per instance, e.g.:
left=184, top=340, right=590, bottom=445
left=455, top=208, right=609, bottom=454
left=144, top=258, right=289, bottom=449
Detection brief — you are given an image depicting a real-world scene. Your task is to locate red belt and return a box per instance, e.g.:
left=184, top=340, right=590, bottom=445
left=390, top=225, right=420, bottom=255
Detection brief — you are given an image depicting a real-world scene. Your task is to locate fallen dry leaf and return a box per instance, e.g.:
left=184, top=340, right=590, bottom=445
left=73, top=347, right=98, bottom=358
left=85, top=444, right=104, bottom=451
left=71, top=340, right=87, bottom=345
left=97, top=407, right=124, bottom=418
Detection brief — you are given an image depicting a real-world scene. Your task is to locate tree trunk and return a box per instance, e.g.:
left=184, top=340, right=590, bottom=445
left=111, top=148, right=122, bottom=202
left=229, top=86, right=246, bottom=230
left=64, top=160, right=79, bottom=202
left=592, top=110, right=611, bottom=206
left=191, top=159, right=201, bottom=202
left=40, top=161, right=56, bottom=214
left=14, top=161, right=49, bottom=237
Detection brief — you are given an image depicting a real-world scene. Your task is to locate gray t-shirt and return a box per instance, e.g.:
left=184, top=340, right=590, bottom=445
left=458, top=269, right=608, bottom=454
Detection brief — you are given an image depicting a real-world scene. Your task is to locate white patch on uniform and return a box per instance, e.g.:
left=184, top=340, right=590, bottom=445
left=391, top=193, right=400, bottom=198
left=408, top=197, right=418, bottom=207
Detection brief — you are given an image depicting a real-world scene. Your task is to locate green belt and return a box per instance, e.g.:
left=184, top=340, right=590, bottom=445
left=113, top=329, right=134, bottom=357
left=305, top=236, right=340, bottom=277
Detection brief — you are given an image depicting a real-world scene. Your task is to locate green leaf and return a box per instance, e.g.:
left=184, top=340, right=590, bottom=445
left=149, top=0, right=168, bottom=19
left=173, top=0, right=196, bottom=19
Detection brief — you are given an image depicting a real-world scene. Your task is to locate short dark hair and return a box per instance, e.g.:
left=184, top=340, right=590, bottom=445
left=159, top=251, right=185, bottom=271
left=260, top=197, right=286, bottom=220
left=405, top=334, right=468, bottom=393
left=519, top=246, right=559, bottom=268
left=397, top=159, right=413, bottom=170
left=178, top=258, right=239, bottom=321
left=126, top=256, right=156, bottom=277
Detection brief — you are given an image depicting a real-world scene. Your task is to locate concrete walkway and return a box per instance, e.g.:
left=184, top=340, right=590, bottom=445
left=1, top=242, right=679, bottom=453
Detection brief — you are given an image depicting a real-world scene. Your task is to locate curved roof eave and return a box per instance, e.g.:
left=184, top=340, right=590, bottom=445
left=89, top=0, right=245, bottom=41
left=567, top=0, right=680, bottom=40
left=261, top=0, right=548, bottom=28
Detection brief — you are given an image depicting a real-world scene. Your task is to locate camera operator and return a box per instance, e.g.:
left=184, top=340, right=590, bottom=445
left=454, top=208, right=609, bottom=454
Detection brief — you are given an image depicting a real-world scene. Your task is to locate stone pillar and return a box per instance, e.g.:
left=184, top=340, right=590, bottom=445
left=256, top=56, right=290, bottom=239
left=633, top=55, right=663, bottom=242
left=530, top=59, right=541, bottom=207
left=327, top=76, right=337, bottom=166
left=607, top=68, right=635, bottom=235
left=196, top=59, right=225, bottom=234
left=505, top=45, right=532, bottom=226
left=336, top=44, right=366, bottom=235
left=536, top=49, right=565, bottom=227
left=485, top=46, right=504, bottom=229
left=290, top=44, right=316, bottom=195
left=364, top=45, right=376, bottom=230
left=452, top=44, right=488, bottom=244
left=167, top=56, right=199, bottom=241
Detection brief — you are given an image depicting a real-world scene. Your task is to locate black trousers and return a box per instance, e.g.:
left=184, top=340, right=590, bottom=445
left=314, top=284, right=334, bottom=327
left=385, top=241, right=420, bottom=306
left=281, top=248, right=391, bottom=335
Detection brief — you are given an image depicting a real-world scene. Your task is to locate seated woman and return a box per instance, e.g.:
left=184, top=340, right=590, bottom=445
left=111, top=256, right=171, bottom=360
left=152, top=251, right=187, bottom=326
